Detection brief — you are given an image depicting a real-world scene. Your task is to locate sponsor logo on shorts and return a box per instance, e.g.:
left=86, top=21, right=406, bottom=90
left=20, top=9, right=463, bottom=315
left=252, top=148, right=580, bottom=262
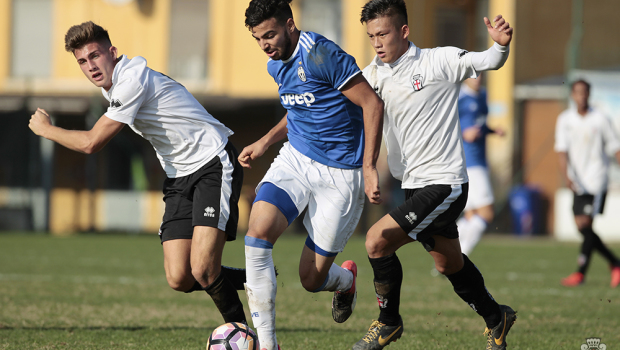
left=280, top=92, right=316, bottom=107
left=251, top=312, right=259, bottom=318
left=204, top=207, right=216, bottom=218
left=405, top=212, right=417, bottom=224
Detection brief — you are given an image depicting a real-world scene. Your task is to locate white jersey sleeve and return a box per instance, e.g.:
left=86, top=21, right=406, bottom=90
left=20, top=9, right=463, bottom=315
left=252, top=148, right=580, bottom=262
left=430, top=46, right=478, bottom=83
left=469, top=43, right=510, bottom=73
left=601, top=116, right=620, bottom=155
left=104, top=77, right=147, bottom=125
left=554, top=112, right=570, bottom=152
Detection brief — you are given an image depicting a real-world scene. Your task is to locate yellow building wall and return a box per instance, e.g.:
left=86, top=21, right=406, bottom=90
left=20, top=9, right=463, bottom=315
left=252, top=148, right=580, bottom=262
left=0, top=0, right=10, bottom=87
left=0, top=0, right=462, bottom=99
left=52, top=0, right=171, bottom=80
left=486, top=0, right=516, bottom=201
left=342, top=0, right=373, bottom=67
left=208, top=0, right=277, bottom=98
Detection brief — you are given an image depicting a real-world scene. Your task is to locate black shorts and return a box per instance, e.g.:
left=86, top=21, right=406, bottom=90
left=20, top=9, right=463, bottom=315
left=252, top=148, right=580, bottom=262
left=390, top=183, right=468, bottom=251
left=159, top=142, right=243, bottom=243
left=573, top=192, right=607, bottom=217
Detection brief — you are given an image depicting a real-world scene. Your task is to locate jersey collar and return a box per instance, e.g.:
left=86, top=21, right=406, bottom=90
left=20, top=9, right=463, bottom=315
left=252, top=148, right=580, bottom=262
left=104, top=54, right=128, bottom=96
left=370, top=41, right=418, bottom=68
left=282, top=32, right=303, bottom=64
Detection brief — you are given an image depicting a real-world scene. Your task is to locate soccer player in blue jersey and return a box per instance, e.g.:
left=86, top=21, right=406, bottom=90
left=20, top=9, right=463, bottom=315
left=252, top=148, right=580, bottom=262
left=240, top=1, right=384, bottom=349
left=457, top=74, right=505, bottom=256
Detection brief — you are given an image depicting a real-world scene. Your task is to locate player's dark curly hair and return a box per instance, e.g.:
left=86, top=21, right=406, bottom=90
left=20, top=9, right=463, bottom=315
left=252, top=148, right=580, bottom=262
left=245, top=0, right=294, bottom=29
left=360, top=0, right=408, bottom=27
left=64, top=21, right=112, bottom=53
left=571, top=79, right=591, bottom=92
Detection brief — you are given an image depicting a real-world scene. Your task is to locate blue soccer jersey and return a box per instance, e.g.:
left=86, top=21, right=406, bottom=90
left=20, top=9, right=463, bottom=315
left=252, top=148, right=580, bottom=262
left=458, top=87, right=491, bottom=168
left=267, top=31, right=364, bottom=169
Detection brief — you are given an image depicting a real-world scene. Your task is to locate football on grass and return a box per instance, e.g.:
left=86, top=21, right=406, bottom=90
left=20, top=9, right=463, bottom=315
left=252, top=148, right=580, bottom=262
left=207, top=322, right=259, bottom=350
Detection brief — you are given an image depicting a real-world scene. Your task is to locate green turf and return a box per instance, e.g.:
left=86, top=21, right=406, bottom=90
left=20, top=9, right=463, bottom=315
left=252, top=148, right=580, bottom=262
left=0, top=232, right=619, bottom=349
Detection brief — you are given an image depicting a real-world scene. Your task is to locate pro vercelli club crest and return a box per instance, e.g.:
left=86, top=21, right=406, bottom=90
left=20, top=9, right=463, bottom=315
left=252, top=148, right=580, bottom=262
left=298, top=65, right=307, bottom=82
left=411, top=74, right=424, bottom=91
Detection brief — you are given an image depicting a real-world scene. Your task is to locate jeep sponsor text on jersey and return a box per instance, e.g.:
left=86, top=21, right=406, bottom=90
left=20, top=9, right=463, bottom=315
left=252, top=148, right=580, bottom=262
left=280, top=93, right=316, bottom=107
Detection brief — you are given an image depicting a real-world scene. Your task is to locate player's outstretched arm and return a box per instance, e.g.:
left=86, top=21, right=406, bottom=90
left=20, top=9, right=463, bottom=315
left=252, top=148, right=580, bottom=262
left=29, top=108, right=124, bottom=154
left=484, top=15, right=513, bottom=47
left=466, top=15, right=513, bottom=73
left=238, top=114, right=289, bottom=169
left=341, top=74, right=384, bottom=205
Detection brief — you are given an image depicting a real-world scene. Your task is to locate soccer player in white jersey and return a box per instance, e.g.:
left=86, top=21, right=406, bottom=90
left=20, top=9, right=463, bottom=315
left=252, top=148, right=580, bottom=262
left=355, top=1, right=516, bottom=349
left=28, top=22, right=248, bottom=324
left=555, top=79, right=620, bottom=288
left=241, top=1, right=384, bottom=349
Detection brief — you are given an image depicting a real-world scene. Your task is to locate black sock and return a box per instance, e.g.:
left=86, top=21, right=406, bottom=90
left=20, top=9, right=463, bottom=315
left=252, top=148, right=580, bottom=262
left=446, top=254, right=501, bottom=329
left=578, top=227, right=596, bottom=274
left=589, top=228, right=620, bottom=266
left=184, top=266, right=247, bottom=292
left=204, top=272, right=247, bottom=323
left=369, top=253, right=403, bottom=326
left=221, top=266, right=247, bottom=291
left=184, top=281, right=204, bottom=293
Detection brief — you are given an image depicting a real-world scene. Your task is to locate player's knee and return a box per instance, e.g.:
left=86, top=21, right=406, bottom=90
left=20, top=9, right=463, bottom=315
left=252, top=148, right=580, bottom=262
left=575, top=216, right=592, bottom=231
left=245, top=228, right=269, bottom=242
left=434, top=263, right=450, bottom=276
left=191, top=265, right=219, bottom=287
left=365, top=232, right=385, bottom=257
left=166, top=271, right=194, bottom=292
left=435, top=258, right=464, bottom=276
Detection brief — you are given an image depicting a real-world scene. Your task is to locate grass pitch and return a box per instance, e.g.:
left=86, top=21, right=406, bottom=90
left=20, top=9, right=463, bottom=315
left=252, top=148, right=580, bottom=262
left=0, top=232, right=619, bottom=349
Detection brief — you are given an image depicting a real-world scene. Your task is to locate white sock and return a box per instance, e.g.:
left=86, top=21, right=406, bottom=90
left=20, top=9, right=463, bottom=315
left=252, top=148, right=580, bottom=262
left=245, top=238, right=278, bottom=350
left=460, top=215, right=487, bottom=256
left=312, top=263, right=353, bottom=292
left=457, top=216, right=470, bottom=234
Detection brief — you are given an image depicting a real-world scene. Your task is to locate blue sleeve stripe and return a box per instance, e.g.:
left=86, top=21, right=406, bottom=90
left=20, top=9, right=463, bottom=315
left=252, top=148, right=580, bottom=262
left=254, top=182, right=299, bottom=226
left=305, top=236, right=338, bottom=257
left=245, top=236, right=274, bottom=249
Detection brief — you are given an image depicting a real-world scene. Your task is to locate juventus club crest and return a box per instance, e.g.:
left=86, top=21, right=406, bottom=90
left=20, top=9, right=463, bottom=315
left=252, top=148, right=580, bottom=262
left=411, top=74, right=424, bottom=91
left=297, top=65, right=307, bottom=82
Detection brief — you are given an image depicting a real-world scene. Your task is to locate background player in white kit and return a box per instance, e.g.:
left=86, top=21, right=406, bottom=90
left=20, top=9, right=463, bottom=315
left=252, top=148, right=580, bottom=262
left=356, top=1, right=516, bottom=349
left=456, top=74, right=505, bottom=257
left=28, top=22, right=248, bottom=324
left=554, top=79, right=620, bottom=288
left=241, top=1, right=384, bottom=349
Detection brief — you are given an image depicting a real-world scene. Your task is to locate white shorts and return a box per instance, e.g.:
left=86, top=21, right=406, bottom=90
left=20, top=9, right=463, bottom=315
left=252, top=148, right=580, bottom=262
left=256, top=142, right=365, bottom=255
left=464, top=166, right=494, bottom=211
